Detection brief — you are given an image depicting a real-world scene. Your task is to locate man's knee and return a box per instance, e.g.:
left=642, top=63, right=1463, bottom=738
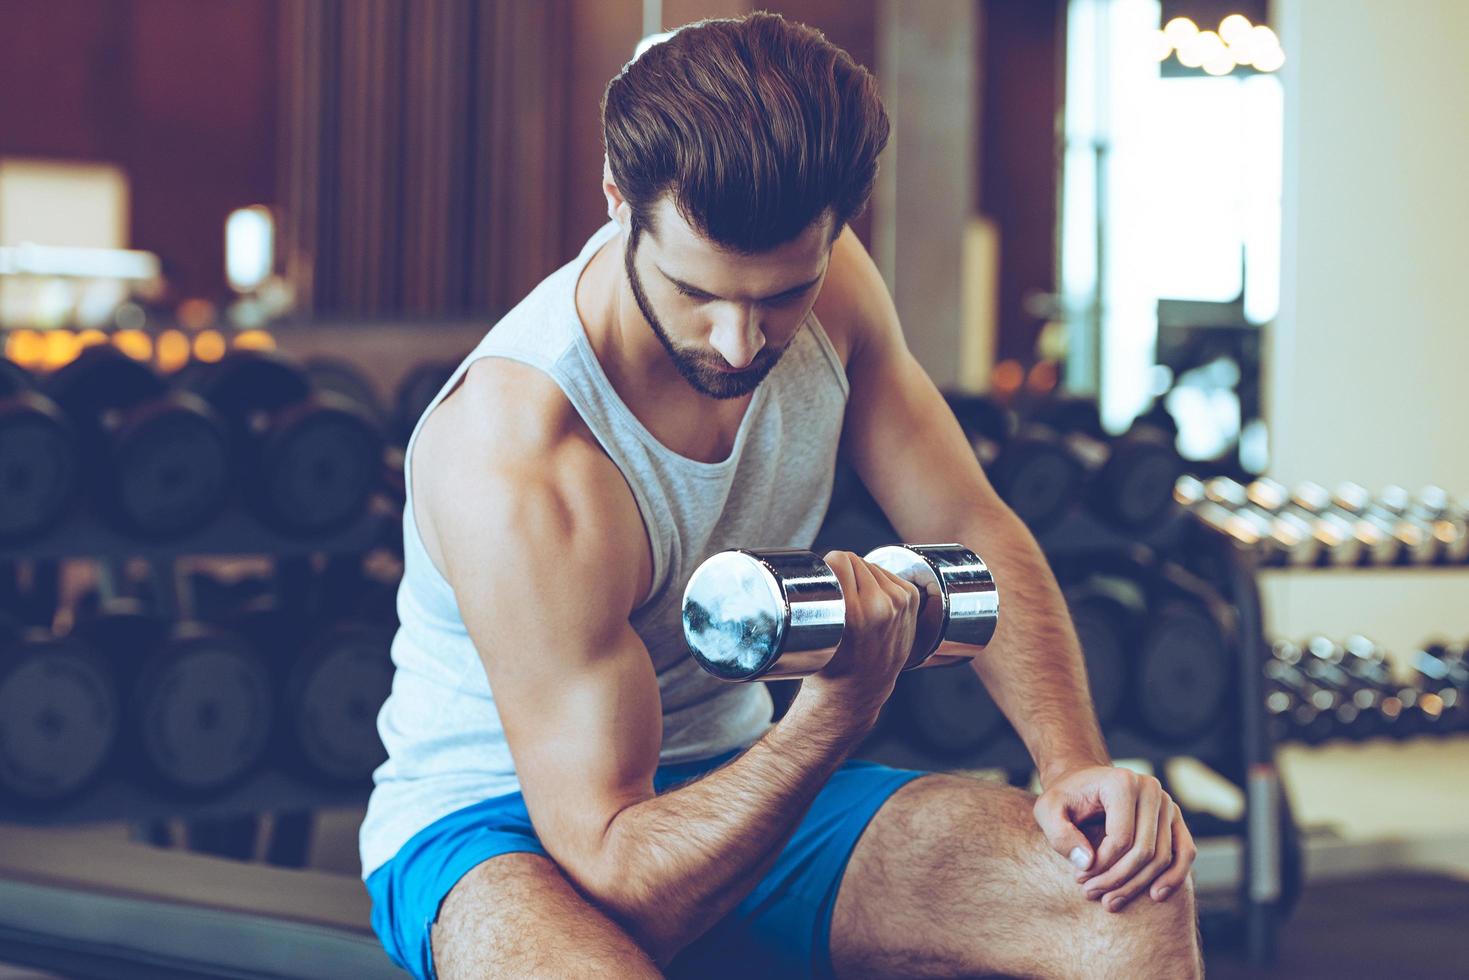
left=935, top=777, right=1203, bottom=977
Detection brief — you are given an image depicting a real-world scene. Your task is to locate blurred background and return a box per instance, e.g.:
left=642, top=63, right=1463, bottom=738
left=0, top=0, right=1465, bottom=977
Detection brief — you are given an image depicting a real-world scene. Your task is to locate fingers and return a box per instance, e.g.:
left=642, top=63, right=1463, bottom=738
left=1095, top=798, right=1177, bottom=912
left=1147, top=805, right=1198, bottom=902
left=1032, top=795, right=1097, bottom=873
left=1078, top=774, right=1162, bottom=898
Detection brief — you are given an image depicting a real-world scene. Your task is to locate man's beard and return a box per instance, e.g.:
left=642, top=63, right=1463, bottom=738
left=624, top=237, right=785, bottom=400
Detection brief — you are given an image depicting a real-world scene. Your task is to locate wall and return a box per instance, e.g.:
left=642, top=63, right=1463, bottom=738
left=1267, top=0, right=1469, bottom=658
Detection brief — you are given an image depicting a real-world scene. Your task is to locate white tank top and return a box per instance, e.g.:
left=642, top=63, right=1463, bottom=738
left=359, top=221, right=849, bottom=879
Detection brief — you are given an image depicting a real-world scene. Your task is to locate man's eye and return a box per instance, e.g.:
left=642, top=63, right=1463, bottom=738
left=764, top=291, right=805, bottom=307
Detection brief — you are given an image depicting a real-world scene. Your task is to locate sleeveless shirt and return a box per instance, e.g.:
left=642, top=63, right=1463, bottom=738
left=358, top=221, right=849, bottom=879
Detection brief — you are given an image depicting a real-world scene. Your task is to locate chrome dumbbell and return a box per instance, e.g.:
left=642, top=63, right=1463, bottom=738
left=681, top=544, right=999, bottom=681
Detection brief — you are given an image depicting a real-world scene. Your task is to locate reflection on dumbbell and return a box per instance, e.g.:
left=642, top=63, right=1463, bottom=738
left=682, top=544, right=999, bottom=681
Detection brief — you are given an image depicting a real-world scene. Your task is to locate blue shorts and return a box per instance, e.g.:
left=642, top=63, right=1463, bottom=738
left=365, top=750, right=926, bottom=979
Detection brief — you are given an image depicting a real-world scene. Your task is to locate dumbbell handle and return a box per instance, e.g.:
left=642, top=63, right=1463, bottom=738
left=681, top=543, right=999, bottom=681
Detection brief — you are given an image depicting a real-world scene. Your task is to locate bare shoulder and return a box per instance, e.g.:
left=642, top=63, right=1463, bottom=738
left=411, top=356, right=653, bottom=612
left=812, top=225, right=895, bottom=370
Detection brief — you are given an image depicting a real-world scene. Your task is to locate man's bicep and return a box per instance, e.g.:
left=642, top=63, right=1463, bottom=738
left=436, top=463, right=662, bottom=884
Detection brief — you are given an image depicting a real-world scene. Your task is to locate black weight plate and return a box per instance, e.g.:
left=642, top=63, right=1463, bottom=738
left=0, top=358, right=33, bottom=397
left=896, top=661, right=1005, bottom=757
left=1135, top=598, right=1232, bottom=740
left=0, top=398, right=77, bottom=541
left=184, top=349, right=313, bottom=418
left=44, top=345, right=164, bottom=417
left=0, top=634, right=119, bottom=803
left=135, top=627, right=274, bottom=795
left=286, top=622, right=394, bottom=783
left=112, top=400, right=231, bottom=538
left=1098, top=438, right=1183, bottom=530
left=304, top=357, right=387, bottom=426
left=1068, top=597, right=1129, bottom=728
left=992, top=438, right=1083, bottom=531
left=259, top=400, right=380, bottom=534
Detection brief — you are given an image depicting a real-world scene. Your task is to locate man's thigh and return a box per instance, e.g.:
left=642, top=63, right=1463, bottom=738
left=430, top=852, right=661, bottom=980
left=829, top=773, right=1203, bottom=980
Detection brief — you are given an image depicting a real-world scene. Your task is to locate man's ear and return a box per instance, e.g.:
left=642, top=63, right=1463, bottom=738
left=602, top=156, right=631, bottom=228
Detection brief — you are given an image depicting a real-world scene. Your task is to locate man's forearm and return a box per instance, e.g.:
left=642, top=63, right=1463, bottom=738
left=579, top=691, right=872, bottom=965
left=962, top=505, right=1111, bottom=786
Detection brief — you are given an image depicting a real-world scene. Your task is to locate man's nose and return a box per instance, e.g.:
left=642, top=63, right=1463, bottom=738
left=709, top=308, right=765, bottom=368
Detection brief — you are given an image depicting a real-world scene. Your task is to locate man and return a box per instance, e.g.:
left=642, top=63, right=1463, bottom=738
left=361, top=12, right=1202, bottom=979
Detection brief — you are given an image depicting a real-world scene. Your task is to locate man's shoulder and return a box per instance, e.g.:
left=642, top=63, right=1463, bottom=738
left=423, top=356, right=594, bottom=472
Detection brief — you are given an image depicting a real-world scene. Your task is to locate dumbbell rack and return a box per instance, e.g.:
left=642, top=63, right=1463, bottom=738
left=1207, top=506, right=1469, bottom=962
left=0, top=497, right=391, bottom=826
left=839, top=504, right=1290, bottom=965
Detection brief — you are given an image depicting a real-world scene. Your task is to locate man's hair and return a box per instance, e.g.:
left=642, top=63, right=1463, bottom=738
left=602, top=11, right=890, bottom=253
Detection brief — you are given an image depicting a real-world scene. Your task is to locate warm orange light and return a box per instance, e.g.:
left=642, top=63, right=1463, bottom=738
left=113, top=329, right=153, bottom=361
left=156, top=329, right=192, bottom=374
left=76, top=329, right=109, bottom=349
left=193, top=329, right=228, bottom=363
left=232, top=329, right=277, bottom=351
left=992, top=359, right=1024, bottom=397
left=41, top=330, right=83, bottom=371
left=1027, top=359, right=1060, bottom=394
left=177, top=298, right=218, bottom=331
left=4, top=330, right=46, bottom=370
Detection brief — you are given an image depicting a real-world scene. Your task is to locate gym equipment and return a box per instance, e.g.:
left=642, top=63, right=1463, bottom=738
left=1298, top=636, right=1377, bottom=739
left=229, top=591, right=394, bottom=785
left=1336, top=635, right=1404, bottom=739
left=1409, top=487, right=1469, bottom=564
left=0, top=622, right=119, bottom=807
left=1245, top=479, right=1358, bottom=566
left=1133, top=573, right=1233, bottom=741
left=75, top=601, right=275, bottom=797
left=1061, top=573, right=1139, bottom=730
left=0, top=360, right=79, bottom=543
left=1406, top=642, right=1468, bottom=734
left=1199, top=477, right=1316, bottom=565
left=303, top=356, right=388, bottom=429
left=1262, top=642, right=1337, bottom=744
left=681, top=544, right=999, bottom=681
left=1343, top=484, right=1437, bottom=565
left=183, top=349, right=384, bottom=536
left=948, top=395, right=1083, bottom=533
left=44, top=347, right=230, bottom=539
left=892, top=659, right=1005, bottom=757
left=286, top=621, right=394, bottom=784
left=1304, top=483, right=1398, bottom=566
left=393, top=360, right=459, bottom=445
left=1287, top=482, right=1369, bottom=566
left=1034, top=396, right=1184, bottom=532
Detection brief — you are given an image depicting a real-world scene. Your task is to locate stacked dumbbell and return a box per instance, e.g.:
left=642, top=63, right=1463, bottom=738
left=1263, top=635, right=1469, bottom=745
left=1178, top=475, right=1469, bottom=568
left=0, top=360, right=80, bottom=544
left=945, top=393, right=1185, bottom=536
left=181, top=349, right=385, bottom=537
left=749, top=543, right=1235, bottom=761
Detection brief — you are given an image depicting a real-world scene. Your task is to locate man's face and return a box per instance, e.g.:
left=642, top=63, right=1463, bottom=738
left=622, top=198, right=834, bottom=400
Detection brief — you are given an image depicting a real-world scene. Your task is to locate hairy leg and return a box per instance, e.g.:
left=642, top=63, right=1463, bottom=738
left=830, top=774, right=1203, bottom=980
left=430, top=852, right=663, bottom=979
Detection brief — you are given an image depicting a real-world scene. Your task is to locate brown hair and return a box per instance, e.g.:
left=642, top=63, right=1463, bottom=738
left=602, top=11, right=889, bottom=253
